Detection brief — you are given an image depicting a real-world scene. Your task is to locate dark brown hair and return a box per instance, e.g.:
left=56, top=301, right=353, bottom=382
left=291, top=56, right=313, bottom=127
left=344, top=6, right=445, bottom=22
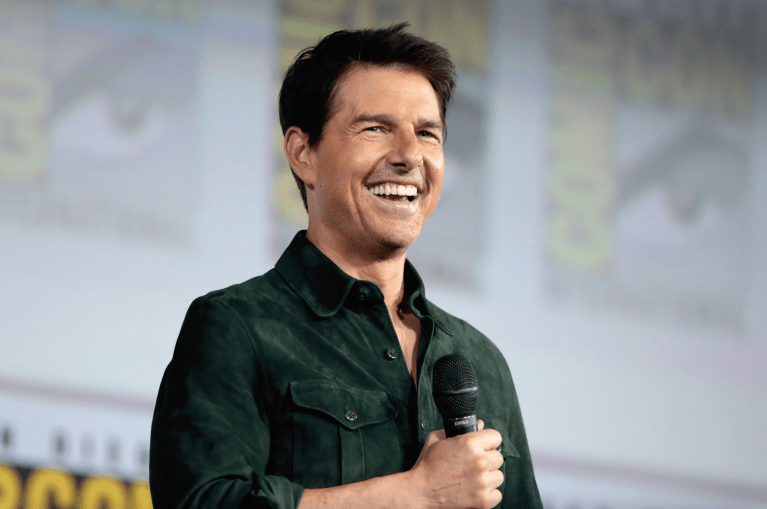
left=279, top=23, right=456, bottom=210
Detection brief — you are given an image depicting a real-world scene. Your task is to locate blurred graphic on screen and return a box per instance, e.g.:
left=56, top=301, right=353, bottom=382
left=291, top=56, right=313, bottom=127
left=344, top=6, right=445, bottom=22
left=1, top=1, right=765, bottom=508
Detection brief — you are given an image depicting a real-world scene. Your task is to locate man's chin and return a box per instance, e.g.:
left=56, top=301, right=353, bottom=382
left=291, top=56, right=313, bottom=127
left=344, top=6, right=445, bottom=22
left=377, top=229, right=422, bottom=254
left=357, top=226, right=421, bottom=257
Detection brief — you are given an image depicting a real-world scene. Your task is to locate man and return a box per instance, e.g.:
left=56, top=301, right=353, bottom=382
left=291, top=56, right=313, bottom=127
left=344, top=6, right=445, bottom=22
left=150, top=24, right=541, bottom=509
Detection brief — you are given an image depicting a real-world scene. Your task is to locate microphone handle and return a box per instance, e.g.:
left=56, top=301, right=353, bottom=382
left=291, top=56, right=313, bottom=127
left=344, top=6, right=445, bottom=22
left=443, top=414, right=478, bottom=438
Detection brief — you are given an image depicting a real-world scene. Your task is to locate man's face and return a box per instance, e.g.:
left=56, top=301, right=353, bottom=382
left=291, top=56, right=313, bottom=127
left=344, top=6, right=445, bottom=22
left=306, top=65, right=445, bottom=254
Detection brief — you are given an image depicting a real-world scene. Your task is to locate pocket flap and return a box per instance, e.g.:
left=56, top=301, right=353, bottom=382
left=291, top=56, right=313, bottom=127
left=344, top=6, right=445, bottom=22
left=291, top=381, right=397, bottom=430
left=484, top=419, right=520, bottom=459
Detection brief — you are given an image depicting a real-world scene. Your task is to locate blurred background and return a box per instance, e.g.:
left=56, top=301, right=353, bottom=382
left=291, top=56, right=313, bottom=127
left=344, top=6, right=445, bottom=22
left=1, top=0, right=766, bottom=507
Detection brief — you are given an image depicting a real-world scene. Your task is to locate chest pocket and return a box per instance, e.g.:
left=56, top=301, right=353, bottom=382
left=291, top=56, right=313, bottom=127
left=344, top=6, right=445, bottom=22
left=290, top=381, right=399, bottom=488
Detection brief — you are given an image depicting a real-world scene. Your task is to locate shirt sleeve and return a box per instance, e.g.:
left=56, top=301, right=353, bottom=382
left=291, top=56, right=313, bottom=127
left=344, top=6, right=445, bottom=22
left=150, top=295, right=304, bottom=509
left=499, top=363, right=543, bottom=509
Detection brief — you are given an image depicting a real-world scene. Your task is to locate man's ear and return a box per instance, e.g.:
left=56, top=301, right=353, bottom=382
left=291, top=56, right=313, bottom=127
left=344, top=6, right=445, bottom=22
left=284, top=127, right=317, bottom=189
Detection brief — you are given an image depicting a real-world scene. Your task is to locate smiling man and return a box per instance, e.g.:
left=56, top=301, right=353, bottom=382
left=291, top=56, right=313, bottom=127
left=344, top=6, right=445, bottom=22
left=150, top=24, right=541, bottom=509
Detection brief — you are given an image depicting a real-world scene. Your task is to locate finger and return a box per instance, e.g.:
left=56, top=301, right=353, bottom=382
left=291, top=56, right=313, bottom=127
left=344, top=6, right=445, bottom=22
left=477, top=419, right=484, bottom=430
left=475, top=429, right=502, bottom=451
left=488, top=450, right=504, bottom=471
left=485, top=488, right=502, bottom=509
left=424, top=429, right=446, bottom=448
left=488, top=469, right=504, bottom=490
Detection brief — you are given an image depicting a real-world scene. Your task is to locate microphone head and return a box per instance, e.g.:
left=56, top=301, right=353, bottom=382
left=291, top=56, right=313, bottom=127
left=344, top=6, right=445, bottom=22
left=432, top=353, right=478, bottom=419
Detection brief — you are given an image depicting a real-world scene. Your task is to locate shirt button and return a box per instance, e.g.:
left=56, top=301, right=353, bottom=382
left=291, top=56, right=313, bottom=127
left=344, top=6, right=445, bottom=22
left=385, top=347, right=398, bottom=360
left=357, top=287, right=370, bottom=302
left=345, top=410, right=358, bottom=422
left=421, top=419, right=426, bottom=430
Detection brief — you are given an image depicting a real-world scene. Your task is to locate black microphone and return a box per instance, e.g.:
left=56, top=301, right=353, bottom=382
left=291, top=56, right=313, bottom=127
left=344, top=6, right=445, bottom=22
left=432, top=353, right=479, bottom=438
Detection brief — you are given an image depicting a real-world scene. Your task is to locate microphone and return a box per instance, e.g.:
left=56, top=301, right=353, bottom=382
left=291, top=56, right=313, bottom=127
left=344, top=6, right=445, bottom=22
left=432, top=353, right=479, bottom=438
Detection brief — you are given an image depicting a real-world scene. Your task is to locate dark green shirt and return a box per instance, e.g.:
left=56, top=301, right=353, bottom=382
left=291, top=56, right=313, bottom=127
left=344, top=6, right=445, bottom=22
left=150, top=231, right=542, bottom=508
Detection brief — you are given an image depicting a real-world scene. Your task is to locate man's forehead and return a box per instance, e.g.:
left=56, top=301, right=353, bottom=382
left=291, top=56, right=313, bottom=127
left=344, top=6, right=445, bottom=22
left=330, top=64, right=441, bottom=120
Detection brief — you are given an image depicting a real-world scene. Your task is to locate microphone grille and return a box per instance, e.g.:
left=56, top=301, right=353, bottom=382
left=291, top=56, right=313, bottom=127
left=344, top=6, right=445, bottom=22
left=432, top=353, right=478, bottom=418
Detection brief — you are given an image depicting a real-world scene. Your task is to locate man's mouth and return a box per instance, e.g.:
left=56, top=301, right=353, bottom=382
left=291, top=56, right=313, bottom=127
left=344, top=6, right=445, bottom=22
left=367, top=183, right=418, bottom=202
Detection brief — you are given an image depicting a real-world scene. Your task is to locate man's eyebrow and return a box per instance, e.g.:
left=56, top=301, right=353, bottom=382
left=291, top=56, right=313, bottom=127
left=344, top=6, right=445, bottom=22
left=351, top=113, right=396, bottom=126
left=418, top=118, right=444, bottom=131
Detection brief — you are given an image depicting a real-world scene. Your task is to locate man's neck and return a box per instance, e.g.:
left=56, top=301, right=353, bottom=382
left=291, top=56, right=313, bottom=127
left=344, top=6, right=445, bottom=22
left=305, top=228, right=409, bottom=313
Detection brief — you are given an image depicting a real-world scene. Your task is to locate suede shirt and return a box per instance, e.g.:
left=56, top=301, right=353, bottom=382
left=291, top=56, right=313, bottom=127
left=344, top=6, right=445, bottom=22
left=150, top=231, right=542, bottom=508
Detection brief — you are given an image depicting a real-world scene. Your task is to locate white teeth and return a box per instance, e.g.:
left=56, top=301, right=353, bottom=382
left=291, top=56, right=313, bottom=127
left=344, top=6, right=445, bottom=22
left=367, top=184, right=418, bottom=197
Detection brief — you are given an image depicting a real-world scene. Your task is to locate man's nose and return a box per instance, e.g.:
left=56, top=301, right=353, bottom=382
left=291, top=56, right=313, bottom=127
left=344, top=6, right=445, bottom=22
left=387, top=129, right=423, bottom=171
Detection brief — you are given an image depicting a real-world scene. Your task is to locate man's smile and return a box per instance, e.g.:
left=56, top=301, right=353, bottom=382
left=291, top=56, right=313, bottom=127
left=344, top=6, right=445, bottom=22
left=367, top=183, right=419, bottom=202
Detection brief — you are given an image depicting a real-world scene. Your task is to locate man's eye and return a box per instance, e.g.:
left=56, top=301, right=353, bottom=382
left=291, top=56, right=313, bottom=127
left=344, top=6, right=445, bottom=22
left=419, top=130, right=438, bottom=140
left=365, top=126, right=382, bottom=132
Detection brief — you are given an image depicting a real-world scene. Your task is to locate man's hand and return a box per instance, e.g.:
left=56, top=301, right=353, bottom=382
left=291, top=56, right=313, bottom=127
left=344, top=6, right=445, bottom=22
left=298, top=420, right=504, bottom=509
left=407, top=419, right=504, bottom=509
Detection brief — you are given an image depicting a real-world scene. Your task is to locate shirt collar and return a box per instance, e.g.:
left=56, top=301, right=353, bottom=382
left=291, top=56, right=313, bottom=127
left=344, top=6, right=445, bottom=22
left=275, top=230, right=429, bottom=319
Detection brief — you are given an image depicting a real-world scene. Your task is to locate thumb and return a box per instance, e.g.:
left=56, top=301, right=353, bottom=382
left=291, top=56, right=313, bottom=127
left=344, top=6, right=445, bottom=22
left=477, top=419, right=484, bottom=431
left=424, top=429, right=446, bottom=448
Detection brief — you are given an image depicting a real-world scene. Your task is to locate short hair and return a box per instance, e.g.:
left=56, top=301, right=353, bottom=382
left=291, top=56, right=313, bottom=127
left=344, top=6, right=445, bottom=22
left=278, top=23, right=456, bottom=211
